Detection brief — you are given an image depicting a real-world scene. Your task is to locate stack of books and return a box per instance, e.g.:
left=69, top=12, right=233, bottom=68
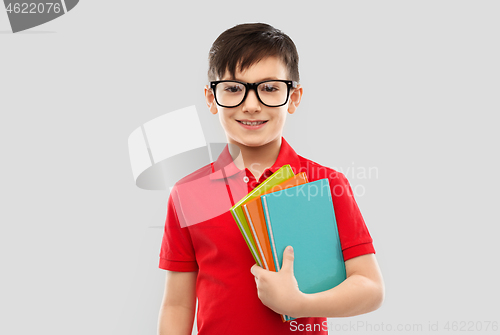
left=230, top=165, right=347, bottom=322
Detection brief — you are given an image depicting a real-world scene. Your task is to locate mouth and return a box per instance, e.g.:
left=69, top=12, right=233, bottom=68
left=236, top=120, right=268, bottom=126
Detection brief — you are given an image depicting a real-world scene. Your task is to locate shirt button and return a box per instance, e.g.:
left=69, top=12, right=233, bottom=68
left=243, top=176, right=249, bottom=183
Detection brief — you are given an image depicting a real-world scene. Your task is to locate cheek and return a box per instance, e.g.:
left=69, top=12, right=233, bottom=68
left=273, top=111, right=288, bottom=125
left=218, top=110, right=229, bottom=123
left=219, top=111, right=237, bottom=131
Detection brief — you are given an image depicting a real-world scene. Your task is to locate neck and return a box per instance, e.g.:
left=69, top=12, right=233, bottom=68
left=228, top=137, right=282, bottom=180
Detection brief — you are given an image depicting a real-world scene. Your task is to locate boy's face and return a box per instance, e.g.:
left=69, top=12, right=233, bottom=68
left=205, top=56, right=302, bottom=150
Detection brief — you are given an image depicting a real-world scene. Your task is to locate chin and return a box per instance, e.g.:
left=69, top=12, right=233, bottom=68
left=238, top=140, right=263, bottom=147
left=232, top=137, right=267, bottom=148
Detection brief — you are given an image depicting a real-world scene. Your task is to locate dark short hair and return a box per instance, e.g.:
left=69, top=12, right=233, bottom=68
left=208, top=23, right=300, bottom=82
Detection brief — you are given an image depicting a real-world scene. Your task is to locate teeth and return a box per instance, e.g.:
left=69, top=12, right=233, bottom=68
left=241, top=121, right=265, bottom=126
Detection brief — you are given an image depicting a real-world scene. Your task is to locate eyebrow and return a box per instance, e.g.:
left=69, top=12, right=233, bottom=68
left=224, top=76, right=282, bottom=82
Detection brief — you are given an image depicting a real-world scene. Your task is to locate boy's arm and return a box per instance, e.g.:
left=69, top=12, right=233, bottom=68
left=158, top=270, right=198, bottom=335
left=299, top=253, right=384, bottom=317
left=251, top=247, right=384, bottom=318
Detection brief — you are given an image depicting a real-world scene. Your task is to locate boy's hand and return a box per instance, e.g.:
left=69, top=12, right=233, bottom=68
left=250, top=246, right=305, bottom=317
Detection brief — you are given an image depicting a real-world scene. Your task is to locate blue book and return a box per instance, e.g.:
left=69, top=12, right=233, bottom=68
left=261, top=178, right=346, bottom=321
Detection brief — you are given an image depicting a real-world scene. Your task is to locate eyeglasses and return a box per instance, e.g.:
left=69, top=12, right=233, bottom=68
left=209, top=80, right=298, bottom=108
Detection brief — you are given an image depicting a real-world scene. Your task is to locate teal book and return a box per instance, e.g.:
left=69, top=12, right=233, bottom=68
left=261, top=178, right=346, bottom=321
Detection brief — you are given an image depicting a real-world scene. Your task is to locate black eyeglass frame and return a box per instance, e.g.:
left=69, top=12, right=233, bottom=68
left=209, top=79, right=298, bottom=108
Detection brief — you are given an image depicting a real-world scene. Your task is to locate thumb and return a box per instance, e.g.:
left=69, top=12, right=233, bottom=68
left=280, top=246, right=294, bottom=273
left=250, top=264, right=263, bottom=277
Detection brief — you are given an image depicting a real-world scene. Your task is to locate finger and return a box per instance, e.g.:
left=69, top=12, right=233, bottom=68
left=280, top=246, right=294, bottom=273
left=250, top=264, right=263, bottom=277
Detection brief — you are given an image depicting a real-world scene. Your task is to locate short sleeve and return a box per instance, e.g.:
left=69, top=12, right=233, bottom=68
left=330, top=173, right=375, bottom=261
left=158, top=187, right=198, bottom=272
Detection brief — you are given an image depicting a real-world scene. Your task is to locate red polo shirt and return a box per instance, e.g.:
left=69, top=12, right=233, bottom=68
left=159, top=136, right=375, bottom=334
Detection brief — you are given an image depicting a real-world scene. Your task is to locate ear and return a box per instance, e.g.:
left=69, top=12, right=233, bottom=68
left=204, top=85, right=218, bottom=115
left=287, top=84, right=303, bottom=115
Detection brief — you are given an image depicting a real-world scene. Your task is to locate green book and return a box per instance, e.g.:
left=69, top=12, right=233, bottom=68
left=230, top=165, right=295, bottom=266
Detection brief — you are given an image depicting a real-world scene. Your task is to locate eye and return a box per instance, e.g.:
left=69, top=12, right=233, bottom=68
left=260, top=83, right=279, bottom=92
left=223, top=84, right=244, bottom=93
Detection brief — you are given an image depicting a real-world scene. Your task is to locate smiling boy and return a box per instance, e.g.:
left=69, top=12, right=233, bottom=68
left=157, top=23, right=384, bottom=335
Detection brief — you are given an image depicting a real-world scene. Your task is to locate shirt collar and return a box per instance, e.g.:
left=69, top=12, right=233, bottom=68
left=209, top=136, right=301, bottom=180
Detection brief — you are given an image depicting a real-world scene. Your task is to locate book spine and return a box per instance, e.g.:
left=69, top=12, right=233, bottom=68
left=243, top=204, right=269, bottom=270
left=230, top=208, right=263, bottom=268
left=262, top=195, right=280, bottom=271
left=262, top=195, right=295, bottom=323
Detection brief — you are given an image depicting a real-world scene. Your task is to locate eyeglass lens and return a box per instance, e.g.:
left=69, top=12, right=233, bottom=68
left=215, top=81, right=289, bottom=107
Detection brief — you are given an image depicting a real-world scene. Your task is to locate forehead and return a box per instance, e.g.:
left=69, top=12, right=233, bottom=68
left=221, top=56, right=288, bottom=81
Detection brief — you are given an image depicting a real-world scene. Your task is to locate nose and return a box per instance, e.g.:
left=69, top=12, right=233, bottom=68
left=242, top=88, right=261, bottom=113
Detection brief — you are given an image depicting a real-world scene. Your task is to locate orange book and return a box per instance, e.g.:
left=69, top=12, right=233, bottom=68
left=242, top=172, right=309, bottom=272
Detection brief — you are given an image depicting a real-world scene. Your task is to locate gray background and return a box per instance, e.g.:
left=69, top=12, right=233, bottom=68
left=1, top=1, right=499, bottom=334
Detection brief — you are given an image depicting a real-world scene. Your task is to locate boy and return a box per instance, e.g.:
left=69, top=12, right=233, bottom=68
left=158, top=23, right=384, bottom=334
